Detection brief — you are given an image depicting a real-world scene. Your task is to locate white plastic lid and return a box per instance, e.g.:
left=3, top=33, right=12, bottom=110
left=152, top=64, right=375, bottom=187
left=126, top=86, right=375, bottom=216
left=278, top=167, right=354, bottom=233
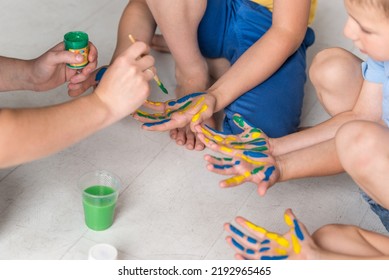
left=88, top=243, right=118, bottom=260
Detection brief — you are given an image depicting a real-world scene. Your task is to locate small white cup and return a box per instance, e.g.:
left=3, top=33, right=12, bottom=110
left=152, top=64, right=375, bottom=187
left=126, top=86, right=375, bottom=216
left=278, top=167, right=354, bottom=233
left=88, top=243, right=118, bottom=260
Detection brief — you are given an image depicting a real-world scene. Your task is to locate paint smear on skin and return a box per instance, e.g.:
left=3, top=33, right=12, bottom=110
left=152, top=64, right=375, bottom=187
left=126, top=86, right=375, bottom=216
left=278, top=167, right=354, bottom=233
left=201, top=127, right=213, bottom=138
left=275, top=248, right=288, bottom=255
left=136, top=110, right=166, bottom=120
left=245, top=221, right=289, bottom=248
left=239, top=154, right=266, bottom=165
left=225, top=172, right=250, bottom=185
left=204, top=124, right=229, bottom=135
left=243, top=151, right=268, bottom=158
left=166, top=101, right=192, bottom=117
left=293, top=219, right=304, bottom=241
left=263, top=166, right=275, bottom=182
left=249, top=128, right=263, bottom=134
left=230, top=225, right=245, bottom=238
left=143, top=119, right=171, bottom=127
left=245, top=221, right=267, bottom=234
left=232, top=115, right=246, bottom=128
left=261, top=255, right=288, bottom=260
left=145, top=100, right=163, bottom=106
left=247, top=236, right=257, bottom=244
left=221, top=146, right=233, bottom=154
left=191, top=104, right=208, bottom=123
left=213, top=164, right=233, bottom=170
left=291, top=234, right=301, bottom=254
left=284, top=213, right=293, bottom=227
left=167, top=92, right=205, bottom=106
left=250, top=166, right=265, bottom=175
left=212, top=134, right=224, bottom=143
left=231, top=138, right=266, bottom=146
left=259, top=247, right=270, bottom=253
left=231, top=238, right=245, bottom=251
left=284, top=213, right=303, bottom=253
left=212, top=156, right=233, bottom=162
left=246, top=249, right=255, bottom=255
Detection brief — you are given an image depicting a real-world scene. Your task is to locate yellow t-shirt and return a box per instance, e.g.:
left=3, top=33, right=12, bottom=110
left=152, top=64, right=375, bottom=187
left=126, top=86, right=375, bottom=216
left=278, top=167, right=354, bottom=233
left=251, top=0, right=317, bottom=25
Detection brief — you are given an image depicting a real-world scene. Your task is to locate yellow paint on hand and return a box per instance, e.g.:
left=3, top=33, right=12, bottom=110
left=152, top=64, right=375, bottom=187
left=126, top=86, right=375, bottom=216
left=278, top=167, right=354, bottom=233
left=213, top=135, right=223, bottom=142
left=251, top=131, right=262, bottom=139
left=291, top=234, right=301, bottom=254
left=201, top=127, right=212, bottom=137
left=240, top=154, right=266, bottom=165
left=225, top=175, right=245, bottom=185
left=284, top=213, right=293, bottom=227
left=145, top=100, right=163, bottom=106
left=275, top=248, right=288, bottom=255
left=220, top=146, right=233, bottom=153
left=192, top=104, right=208, bottom=123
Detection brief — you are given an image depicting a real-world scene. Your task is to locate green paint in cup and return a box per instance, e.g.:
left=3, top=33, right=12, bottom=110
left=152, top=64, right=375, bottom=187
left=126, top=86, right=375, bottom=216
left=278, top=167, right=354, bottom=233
left=64, top=31, right=89, bottom=69
left=83, top=185, right=117, bottom=231
left=79, top=170, right=122, bottom=231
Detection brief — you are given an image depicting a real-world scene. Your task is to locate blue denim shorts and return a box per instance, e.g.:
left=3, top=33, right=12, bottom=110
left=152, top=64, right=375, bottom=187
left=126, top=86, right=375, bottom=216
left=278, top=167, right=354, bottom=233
left=197, top=0, right=315, bottom=137
left=360, top=190, right=389, bottom=232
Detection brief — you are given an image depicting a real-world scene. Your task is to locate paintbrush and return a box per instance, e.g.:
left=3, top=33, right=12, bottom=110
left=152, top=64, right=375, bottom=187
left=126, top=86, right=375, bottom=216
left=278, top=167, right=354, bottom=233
left=128, top=34, right=168, bottom=94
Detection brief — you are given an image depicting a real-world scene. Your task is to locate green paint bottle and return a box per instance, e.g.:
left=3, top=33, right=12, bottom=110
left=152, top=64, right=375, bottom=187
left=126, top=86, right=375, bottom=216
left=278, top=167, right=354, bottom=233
left=64, top=31, right=89, bottom=69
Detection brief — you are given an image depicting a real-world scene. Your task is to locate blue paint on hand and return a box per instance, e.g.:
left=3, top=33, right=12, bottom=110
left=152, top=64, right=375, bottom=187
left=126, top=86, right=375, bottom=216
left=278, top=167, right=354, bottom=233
left=230, top=224, right=244, bottom=238
left=263, top=166, right=275, bottom=182
left=143, top=119, right=171, bottom=127
left=95, top=67, right=108, bottom=82
left=293, top=219, right=304, bottom=241
left=231, top=238, right=245, bottom=251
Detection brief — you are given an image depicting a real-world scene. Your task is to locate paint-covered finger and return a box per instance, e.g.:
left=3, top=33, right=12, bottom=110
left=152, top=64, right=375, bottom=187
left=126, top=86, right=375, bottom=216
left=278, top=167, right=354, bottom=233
left=235, top=217, right=289, bottom=248
left=143, top=99, right=166, bottom=111
left=142, top=117, right=187, bottom=131
left=224, top=223, right=264, bottom=251
left=133, top=109, right=167, bottom=123
left=283, top=209, right=306, bottom=253
left=219, top=173, right=252, bottom=188
left=203, top=154, right=233, bottom=165
left=231, top=114, right=256, bottom=131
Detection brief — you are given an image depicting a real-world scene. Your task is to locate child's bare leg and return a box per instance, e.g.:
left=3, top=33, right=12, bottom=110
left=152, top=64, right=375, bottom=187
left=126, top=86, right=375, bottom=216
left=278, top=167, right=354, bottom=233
left=112, top=0, right=157, bottom=62
left=312, top=224, right=389, bottom=258
left=145, top=0, right=212, bottom=150
left=336, top=120, right=389, bottom=209
left=145, top=0, right=210, bottom=95
left=309, top=48, right=363, bottom=116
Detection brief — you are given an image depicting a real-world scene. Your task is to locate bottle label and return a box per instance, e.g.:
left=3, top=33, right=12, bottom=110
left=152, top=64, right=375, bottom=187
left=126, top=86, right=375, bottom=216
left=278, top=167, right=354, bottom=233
left=67, top=46, right=89, bottom=69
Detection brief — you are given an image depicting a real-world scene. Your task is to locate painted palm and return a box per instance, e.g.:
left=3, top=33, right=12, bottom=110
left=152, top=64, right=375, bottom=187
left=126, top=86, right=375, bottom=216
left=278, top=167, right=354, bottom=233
left=133, top=92, right=214, bottom=130
left=196, top=114, right=277, bottom=195
left=225, top=209, right=309, bottom=260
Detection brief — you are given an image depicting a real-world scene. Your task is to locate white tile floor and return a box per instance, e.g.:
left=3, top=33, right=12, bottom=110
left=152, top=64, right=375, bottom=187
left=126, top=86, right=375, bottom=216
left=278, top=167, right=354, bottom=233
left=0, top=0, right=387, bottom=260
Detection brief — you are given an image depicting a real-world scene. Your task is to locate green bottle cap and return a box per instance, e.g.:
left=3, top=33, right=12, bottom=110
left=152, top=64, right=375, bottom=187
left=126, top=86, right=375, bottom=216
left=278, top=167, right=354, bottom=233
left=64, top=31, right=89, bottom=50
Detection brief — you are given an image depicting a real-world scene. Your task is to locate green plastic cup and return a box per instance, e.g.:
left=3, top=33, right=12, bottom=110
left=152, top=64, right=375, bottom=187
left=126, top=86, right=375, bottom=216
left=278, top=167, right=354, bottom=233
left=64, top=31, right=89, bottom=69
left=79, top=170, right=122, bottom=231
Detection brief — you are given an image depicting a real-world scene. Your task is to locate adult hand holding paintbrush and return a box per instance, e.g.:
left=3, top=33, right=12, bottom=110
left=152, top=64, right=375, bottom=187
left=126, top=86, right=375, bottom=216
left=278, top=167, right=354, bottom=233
left=128, top=34, right=168, bottom=94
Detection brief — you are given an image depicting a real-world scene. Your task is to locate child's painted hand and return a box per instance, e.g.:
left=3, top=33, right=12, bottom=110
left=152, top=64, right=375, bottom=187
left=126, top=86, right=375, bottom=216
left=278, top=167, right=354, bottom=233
left=225, top=209, right=315, bottom=260
left=132, top=92, right=216, bottom=132
left=195, top=114, right=277, bottom=196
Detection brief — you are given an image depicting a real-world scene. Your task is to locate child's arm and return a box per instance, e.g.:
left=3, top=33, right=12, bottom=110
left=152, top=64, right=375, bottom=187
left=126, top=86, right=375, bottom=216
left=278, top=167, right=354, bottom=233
left=208, top=0, right=312, bottom=112
left=272, top=79, right=383, bottom=156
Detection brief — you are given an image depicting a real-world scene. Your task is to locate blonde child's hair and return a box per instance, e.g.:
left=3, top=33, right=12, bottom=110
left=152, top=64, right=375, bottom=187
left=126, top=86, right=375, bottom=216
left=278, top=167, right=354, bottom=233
left=350, top=0, right=389, bottom=17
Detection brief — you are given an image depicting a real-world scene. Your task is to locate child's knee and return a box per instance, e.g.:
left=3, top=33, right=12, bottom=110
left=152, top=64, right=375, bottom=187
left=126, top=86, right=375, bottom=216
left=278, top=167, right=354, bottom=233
left=312, top=224, right=347, bottom=247
left=309, top=48, right=350, bottom=90
left=335, top=121, right=378, bottom=168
